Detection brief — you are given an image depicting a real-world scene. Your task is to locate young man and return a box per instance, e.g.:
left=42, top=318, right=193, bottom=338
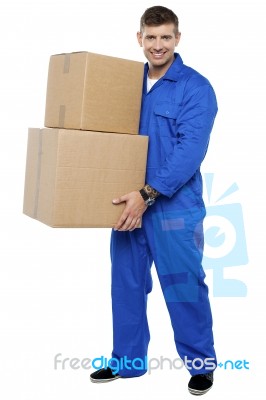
left=90, top=5, right=218, bottom=396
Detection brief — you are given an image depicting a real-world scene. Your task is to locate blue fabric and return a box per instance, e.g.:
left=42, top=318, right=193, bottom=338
left=110, top=53, right=217, bottom=377
left=140, top=53, right=217, bottom=201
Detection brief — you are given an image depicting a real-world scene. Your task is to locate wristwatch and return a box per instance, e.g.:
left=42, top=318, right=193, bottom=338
left=139, top=188, right=156, bottom=206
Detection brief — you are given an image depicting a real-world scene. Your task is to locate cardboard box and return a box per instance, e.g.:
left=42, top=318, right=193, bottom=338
left=44, top=52, right=144, bottom=134
left=23, top=128, right=148, bottom=228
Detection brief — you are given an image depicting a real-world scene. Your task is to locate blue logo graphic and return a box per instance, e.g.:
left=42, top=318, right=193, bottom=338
left=203, top=173, right=248, bottom=297
left=217, top=359, right=249, bottom=370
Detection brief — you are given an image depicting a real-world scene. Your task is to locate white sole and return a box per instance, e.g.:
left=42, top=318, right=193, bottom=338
left=90, top=376, right=121, bottom=384
left=188, top=386, right=212, bottom=395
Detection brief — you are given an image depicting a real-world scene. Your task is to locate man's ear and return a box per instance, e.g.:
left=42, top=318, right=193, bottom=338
left=137, top=31, right=143, bottom=47
left=175, top=32, right=181, bottom=46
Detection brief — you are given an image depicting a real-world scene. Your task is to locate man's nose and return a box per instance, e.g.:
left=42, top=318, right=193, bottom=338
left=153, top=38, right=163, bottom=50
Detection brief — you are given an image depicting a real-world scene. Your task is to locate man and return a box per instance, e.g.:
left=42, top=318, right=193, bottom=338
left=90, top=5, right=218, bottom=396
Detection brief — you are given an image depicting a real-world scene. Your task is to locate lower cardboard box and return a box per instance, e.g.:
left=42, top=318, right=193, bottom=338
left=23, top=128, right=148, bottom=227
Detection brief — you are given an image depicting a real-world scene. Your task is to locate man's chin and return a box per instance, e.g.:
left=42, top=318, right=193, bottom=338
left=150, top=58, right=168, bottom=68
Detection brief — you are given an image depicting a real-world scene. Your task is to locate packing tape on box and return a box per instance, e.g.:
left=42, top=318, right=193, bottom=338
left=57, top=54, right=70, bottom=127
left=33, top=130, right=43, bottom=218
left=63, top=53, right=71, bottom=74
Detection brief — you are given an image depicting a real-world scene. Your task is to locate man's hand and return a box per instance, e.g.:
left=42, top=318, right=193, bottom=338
left=112, top=191, right=147, bottom=231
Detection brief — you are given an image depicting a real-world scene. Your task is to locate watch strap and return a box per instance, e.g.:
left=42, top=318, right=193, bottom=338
left=142, top=184, right=161, bottom=199
left=139, top=188, right=150, bottom=202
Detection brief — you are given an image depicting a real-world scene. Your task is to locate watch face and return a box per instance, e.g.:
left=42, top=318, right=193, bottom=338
left=146, top=198, right=155, bottom=206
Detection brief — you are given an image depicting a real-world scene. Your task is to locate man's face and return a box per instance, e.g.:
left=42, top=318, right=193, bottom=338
left=137, top=23, right=180, bottom=76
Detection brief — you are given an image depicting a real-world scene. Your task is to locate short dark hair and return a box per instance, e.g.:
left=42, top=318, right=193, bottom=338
left=140, top=6, right=179, bottom=34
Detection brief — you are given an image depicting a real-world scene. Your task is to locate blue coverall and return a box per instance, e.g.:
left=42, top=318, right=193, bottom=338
left=110, top=53, right=218, bottom=377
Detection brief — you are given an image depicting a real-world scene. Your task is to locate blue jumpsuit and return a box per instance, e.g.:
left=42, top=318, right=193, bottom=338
left=110, top=53, right=218, bottom=377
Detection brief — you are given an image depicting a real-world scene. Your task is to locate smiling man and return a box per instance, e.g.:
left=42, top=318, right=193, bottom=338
left=137, top=18, right=180, bottom=79
left=90, top=6, right=218, bottom=396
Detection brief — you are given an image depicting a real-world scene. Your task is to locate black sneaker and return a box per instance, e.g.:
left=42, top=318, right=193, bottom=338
left=188, top=372, right=213, bottom=395
left=90, top=367, right=121, bottom=383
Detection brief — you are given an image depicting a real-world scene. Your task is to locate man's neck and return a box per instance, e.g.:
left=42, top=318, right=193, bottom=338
left=148, top=58, right=175, bottom=79
left=148, top=66, right=167, bottom=80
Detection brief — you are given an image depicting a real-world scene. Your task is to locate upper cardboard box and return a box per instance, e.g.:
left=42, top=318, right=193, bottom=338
left=23, top=128, right=148, bottom=228
left=44, top=52, right=144, bottom=134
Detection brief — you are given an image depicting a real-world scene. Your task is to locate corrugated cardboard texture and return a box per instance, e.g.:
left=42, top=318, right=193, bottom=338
left=45, top=52, right=144, bottom=134
left=23, top=128, right=148, bottom=227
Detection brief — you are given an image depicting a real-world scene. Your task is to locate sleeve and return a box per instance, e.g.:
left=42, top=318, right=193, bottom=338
left=148, top=79, right=218, bottom=198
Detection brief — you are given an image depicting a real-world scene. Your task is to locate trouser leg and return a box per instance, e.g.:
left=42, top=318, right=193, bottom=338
left=110, top=228, right=153, bottom=377
left=144, top=206, right=217, bottom=376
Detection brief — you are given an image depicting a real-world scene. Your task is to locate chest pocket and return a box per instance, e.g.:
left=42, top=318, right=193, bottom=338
left=153, top=102, right=181, bottom=136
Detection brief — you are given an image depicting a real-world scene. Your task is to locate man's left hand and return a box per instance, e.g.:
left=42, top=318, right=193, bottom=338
left=112, top=191, right=147, bottom=231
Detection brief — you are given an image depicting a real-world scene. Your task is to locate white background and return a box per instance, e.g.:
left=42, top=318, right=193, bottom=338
left=0, top=0, right=265, bottom=398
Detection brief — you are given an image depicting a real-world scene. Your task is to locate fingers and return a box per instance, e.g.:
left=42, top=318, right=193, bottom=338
left=114, top=213, right=128, bottom=231
left=112, top=198, right=121, bottom=205
left=112, top=191, right=146, bottom=231
left=129, top=218, right=141, bottom=231
left=112, top=194, right=127, bottom=205
left=114, top=215, right=141, bottom=231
